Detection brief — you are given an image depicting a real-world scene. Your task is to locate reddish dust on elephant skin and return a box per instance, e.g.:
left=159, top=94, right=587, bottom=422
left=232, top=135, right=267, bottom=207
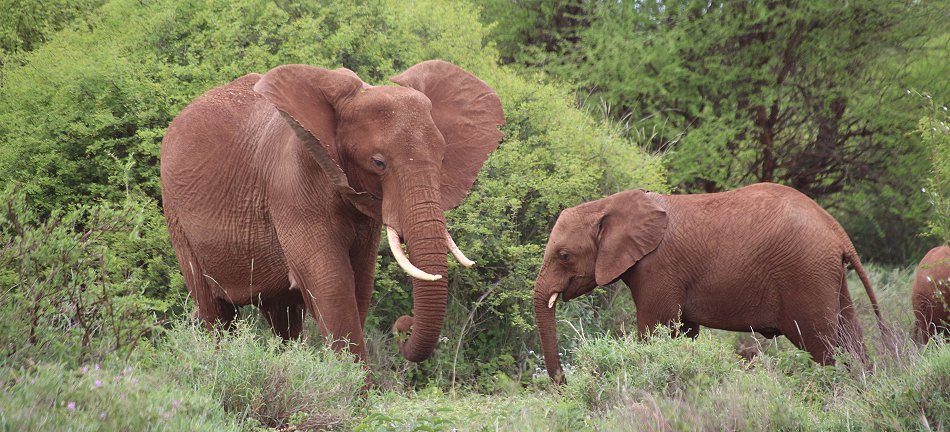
left=912, top=245, right=950, bottom=343
left=533, top=183, right=884, bottom=383
left=160, top=60, right=503, bottom=367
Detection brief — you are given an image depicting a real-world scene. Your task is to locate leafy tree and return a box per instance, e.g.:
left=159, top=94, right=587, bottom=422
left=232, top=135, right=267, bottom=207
left=921, top=94, right=950, bottom=244
left=483, top=0, right=950, bottom=263
left=0, top=0, right=102, bottom=68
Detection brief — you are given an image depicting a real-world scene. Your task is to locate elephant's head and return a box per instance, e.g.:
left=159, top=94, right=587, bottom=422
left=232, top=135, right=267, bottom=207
left=253, top=61, right=504, bottom=362
left=533, top=190, right=667, bottom=383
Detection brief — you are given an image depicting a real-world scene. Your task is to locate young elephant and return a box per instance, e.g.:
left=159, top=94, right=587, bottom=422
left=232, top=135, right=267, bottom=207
left=912, top=245, right=950, bottom=343
left=534, top=183, right=884, bottom=383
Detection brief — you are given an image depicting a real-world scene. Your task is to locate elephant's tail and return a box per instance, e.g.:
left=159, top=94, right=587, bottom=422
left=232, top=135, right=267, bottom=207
left=844, top=248, right=885, bottom=335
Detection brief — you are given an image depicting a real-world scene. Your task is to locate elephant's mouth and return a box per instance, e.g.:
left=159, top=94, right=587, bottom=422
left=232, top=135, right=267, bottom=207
left=547, top=275, right=595, bottom=308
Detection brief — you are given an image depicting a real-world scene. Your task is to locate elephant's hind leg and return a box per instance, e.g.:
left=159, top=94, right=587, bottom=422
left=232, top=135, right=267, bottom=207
left=260, top=291, right=305, bottom=340
left=192, top=273, right=238, bottom=330
left=836, top=276, right=868, bottom=362
left=681, top=320, right=700, bottom=339
left=168, top=223, right=237, bottom=330
left=782, top=319, right=837, bottom=365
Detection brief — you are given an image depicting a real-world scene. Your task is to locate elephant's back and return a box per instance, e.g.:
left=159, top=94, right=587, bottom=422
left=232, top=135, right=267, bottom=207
left=161, top=73, right=264, bottom=161
left=665, top=183, right=841, bottom=242
left=160, top=73, right=274, bottom=201
left=660, top=183, right=853, bottom=289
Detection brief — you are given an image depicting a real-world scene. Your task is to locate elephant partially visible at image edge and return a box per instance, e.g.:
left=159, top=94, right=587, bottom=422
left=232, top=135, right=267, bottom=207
left=912, top=245, right=950, bottom=344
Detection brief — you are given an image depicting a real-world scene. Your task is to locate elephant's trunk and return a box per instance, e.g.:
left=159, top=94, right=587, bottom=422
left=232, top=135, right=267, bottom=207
left=534, top=271, right=566, bottom=384
left=394, top=189, right=448, bottom=362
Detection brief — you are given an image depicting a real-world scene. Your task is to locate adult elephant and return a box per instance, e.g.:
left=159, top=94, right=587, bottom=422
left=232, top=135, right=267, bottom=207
left=533, top=183, right=884, bottom=383
left=160, top=60, right=504, bottom=363
left=912, top=245, right=950, bottom=343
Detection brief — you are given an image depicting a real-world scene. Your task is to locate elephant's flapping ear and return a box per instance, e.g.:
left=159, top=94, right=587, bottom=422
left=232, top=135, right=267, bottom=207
left=254, top=65, right=382, bottom=221
left=594, top=190, right=668, bottom=286
left=390, top=60, right=504, bottom=210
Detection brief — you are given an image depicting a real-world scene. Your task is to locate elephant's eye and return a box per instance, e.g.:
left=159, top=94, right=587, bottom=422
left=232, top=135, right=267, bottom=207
left=558, top=251, right=569, bottom=262
left=371, top=155, right=386, bottom=171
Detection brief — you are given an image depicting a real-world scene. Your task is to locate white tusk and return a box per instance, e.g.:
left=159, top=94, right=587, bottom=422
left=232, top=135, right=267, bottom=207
left=445, top=231, right=475, bottom=268
left=548, top=293, right=559, bottom=309
left=386, top=226, right=442, bottom=281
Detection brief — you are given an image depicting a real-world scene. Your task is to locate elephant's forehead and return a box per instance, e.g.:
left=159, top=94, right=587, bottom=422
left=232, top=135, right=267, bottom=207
left=346, top=86, right=431, bottom=116
left=552, top=209, right=597, bottom=240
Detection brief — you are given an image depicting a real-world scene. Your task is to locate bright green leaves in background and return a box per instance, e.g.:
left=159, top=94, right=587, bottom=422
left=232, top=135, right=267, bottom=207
left=920, top=93, right=950, bottom=244
left=482, top=0, right=950, bottom=263
left=0, top=1, right=948, bottom=429
left=0, top=0, right=664, bottom=386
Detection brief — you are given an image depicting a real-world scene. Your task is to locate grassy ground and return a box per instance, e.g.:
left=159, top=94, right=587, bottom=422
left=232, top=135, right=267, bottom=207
left=2, top=265, right=947, bottom=431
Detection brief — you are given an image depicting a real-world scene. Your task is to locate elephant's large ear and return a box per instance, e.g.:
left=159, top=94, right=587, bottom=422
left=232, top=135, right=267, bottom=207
left=254, top=65, right=382, bottom=220
left=594, top=190, right=668, bottom=286
left=390, top=60, right=504, bottom=210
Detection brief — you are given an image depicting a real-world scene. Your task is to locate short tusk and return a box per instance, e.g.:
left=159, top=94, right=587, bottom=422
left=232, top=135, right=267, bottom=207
left=386, top=226, right=442, bottom=281
left=445, top=231, right=475, bottom=268
left=548, top=293, right=559, bottom=309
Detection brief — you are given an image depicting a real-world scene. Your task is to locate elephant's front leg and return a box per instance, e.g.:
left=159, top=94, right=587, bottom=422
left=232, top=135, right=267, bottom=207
left=289, top=255, right=368, bottom=361
left=627, top=275, right=689, bottom=338
left=350, top=223, right=382, bottom=328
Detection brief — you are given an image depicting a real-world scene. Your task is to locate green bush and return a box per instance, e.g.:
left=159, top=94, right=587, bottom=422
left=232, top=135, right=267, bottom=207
left=566, top=330, right=739, bottom=409
left=139, top=321, right=367, bottom=430
left=482, top=0, right=950, bottom=265
left=356, top=389, right=590, bottom=432
left=0, top=362, right=240, bottom=431
left=830, top=340, right=949, bottom=430
left=0, top=185, right=173, bottom=368
left=0, top=0, right=102, bottom=59
left=921, top=93, right=950, bottom=244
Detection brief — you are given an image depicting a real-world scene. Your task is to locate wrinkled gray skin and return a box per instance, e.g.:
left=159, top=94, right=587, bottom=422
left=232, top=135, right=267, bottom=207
left=534, top=183, right=884, bottom=383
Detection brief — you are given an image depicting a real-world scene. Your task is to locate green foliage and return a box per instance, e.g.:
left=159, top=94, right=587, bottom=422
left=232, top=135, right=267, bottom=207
left=139, top=321, right=367, bottom=430
left=356, top=389, right=590, bottom=432
left=483, top=0, right=950, bottom=264
left=838, top=342, right=950, bottom=430
left=567, top=330, right=738, bottom=407
left=1, top=322, right=367, bottom=431
left=0, top=0, right=102, bottom=61
left=354, top=325, right=949, bottom=430
left=0, top=185, right=173, bottom=367
left=920, top=92, right=950, bottom=244
left=0, top=362, right=241, bottom=431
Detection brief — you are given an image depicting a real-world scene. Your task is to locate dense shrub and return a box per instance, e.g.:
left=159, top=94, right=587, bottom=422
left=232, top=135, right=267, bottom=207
left=836, top=342, right=949, bottom=430
left=566, top=331, right=739, bottom=408
left=1, top=322, right=366, bottom=431
left=0, top=0, right=102, bottom=60
left=921, top=93, right=950, bottom=244
left=0, top=362, right=240, bottom=431
left=139, top=322, right=367, bottom=430
left=0, top=185, right=174, bottom=367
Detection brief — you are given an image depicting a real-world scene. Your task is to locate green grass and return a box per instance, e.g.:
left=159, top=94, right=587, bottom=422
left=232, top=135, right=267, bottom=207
left=2, top=264, right=946, bottom=431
